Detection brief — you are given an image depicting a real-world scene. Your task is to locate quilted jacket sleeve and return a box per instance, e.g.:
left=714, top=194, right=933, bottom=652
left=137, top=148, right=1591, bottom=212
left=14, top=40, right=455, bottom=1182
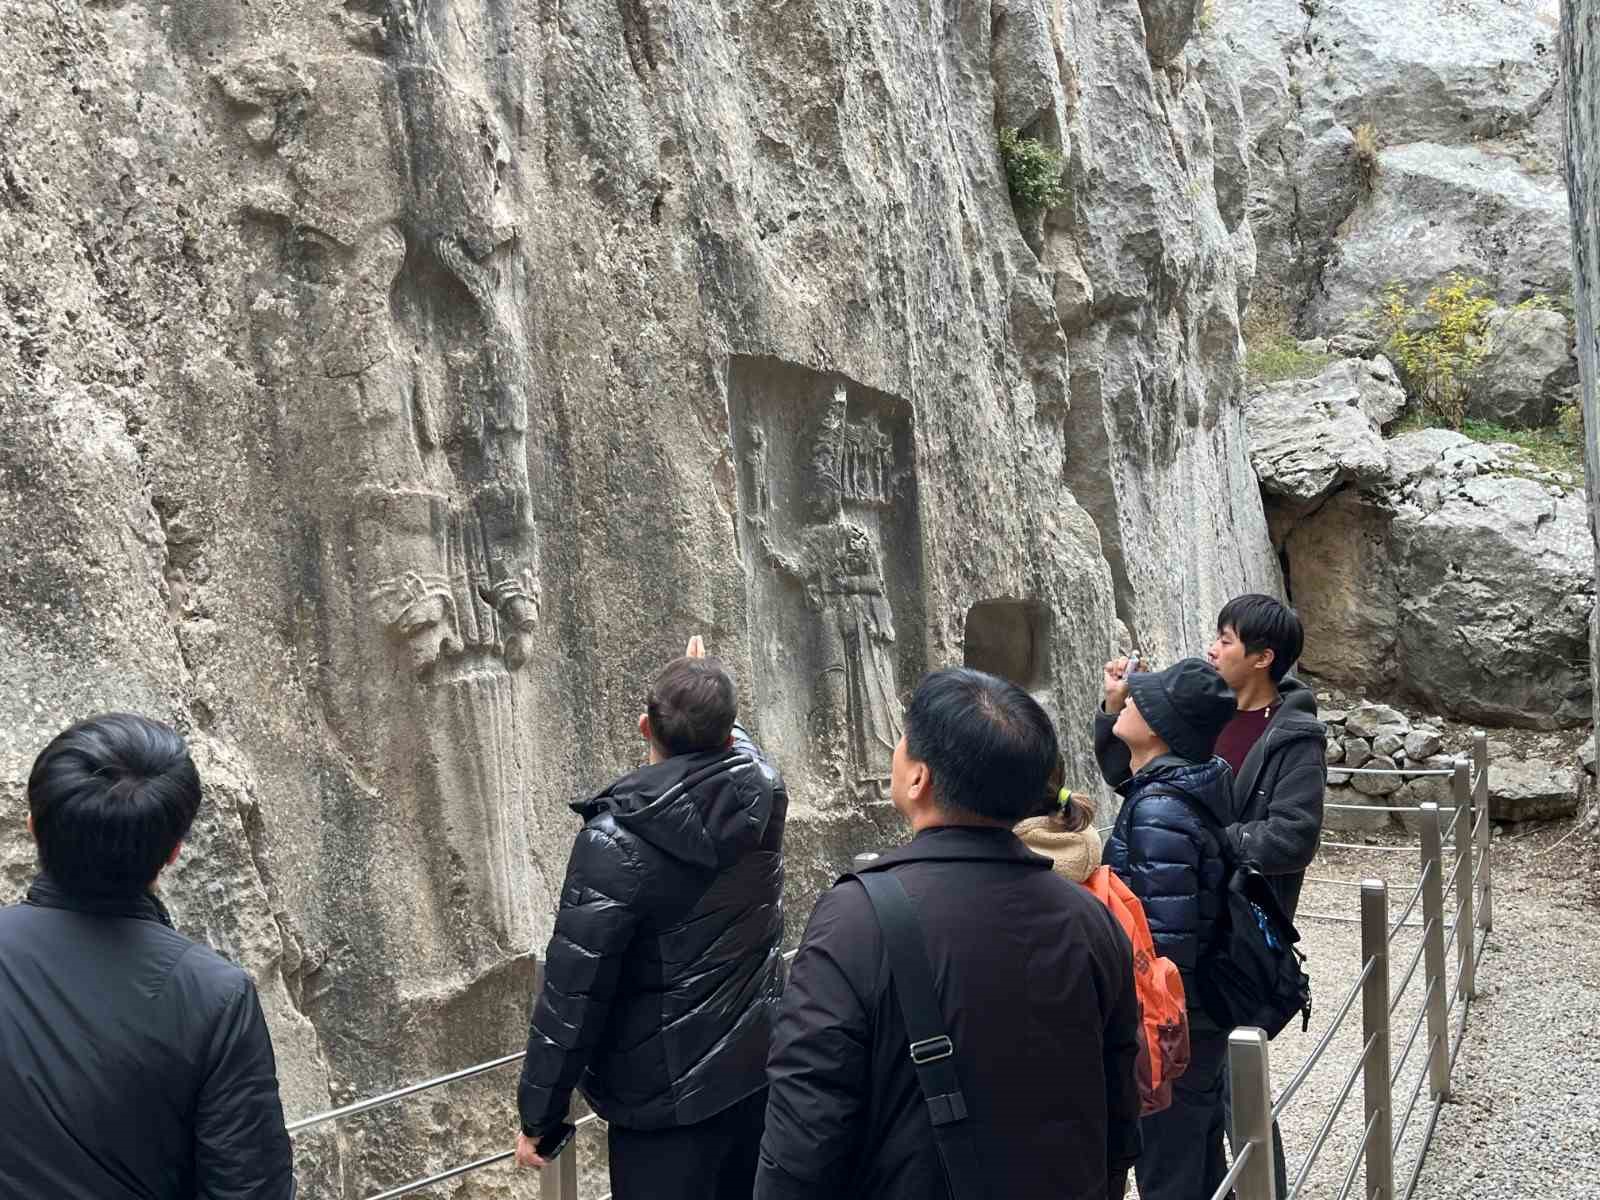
left=194, top=977, right=295, bottom=1200
left=1227, top=735, right=1326, bottom=874
left=517, top=825, right=642, bottom=1136
left=1120, top=794, right=1207, bottom=975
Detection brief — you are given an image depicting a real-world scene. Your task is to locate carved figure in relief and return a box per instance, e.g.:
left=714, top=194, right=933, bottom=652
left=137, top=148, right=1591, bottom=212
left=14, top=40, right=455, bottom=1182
left=762, top=386, right=905, bottom=798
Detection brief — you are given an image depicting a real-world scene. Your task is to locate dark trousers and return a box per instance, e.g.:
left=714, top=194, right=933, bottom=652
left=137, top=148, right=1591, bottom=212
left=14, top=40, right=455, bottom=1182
left=1135, top=1032, right=1229, bottom=1200
left=608, top=1088, right=768, bottom=1200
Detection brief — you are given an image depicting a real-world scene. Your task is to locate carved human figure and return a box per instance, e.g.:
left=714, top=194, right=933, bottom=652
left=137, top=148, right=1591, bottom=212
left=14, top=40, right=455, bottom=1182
left=762, top=385, right=905, bottom=798
left=218, top=50, right=544, bottom=990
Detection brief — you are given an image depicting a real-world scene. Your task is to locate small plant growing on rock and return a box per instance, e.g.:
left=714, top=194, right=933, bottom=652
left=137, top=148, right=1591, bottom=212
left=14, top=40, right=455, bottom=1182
left=998, top=127, right=1067, bottom=212
left=1377, top=273, right=1494, bottom=428
left=1352, top=123, right=1380, bottom=194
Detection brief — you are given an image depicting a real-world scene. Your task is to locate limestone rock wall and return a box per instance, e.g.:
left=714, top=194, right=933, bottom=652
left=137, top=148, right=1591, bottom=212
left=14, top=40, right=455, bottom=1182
left=1214, top=0, right=1571, bottom=331
left=1566, top=1, right=1600, bottom=782
left=0, top=1, right=1272, bottom=1194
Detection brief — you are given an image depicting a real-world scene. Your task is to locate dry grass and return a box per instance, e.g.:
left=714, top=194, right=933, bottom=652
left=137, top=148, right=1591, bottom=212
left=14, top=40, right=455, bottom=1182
left=1353, top=123, right=1381, bottom=194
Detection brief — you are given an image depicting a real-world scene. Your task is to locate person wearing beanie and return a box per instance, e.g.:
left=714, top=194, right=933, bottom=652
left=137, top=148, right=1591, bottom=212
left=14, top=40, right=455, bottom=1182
left=1095, top=657, right=1238, bottom=1200
left=1013, top=755, right=1103, bottom=883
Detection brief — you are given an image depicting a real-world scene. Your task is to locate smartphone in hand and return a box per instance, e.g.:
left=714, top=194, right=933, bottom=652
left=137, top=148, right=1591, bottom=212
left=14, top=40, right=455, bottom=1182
left=536, top=1121, right=577, bottom=1162
left=1122, top=651, right=1140, bottom=679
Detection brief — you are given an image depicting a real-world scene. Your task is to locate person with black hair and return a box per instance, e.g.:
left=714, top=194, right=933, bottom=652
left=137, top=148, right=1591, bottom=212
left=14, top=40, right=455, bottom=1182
left=0, top=713, right=294, bottom=1200
left=756, top=668, right=1141, bottom=1200
left=514, top=637, right=788, bottom=1200
left=1205, top=594, right=1327, bottom=924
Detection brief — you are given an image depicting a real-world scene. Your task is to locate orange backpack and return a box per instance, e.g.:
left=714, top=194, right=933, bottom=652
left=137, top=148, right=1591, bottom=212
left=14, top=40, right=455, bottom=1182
left=1083, top=865, right=1191, bottom=1115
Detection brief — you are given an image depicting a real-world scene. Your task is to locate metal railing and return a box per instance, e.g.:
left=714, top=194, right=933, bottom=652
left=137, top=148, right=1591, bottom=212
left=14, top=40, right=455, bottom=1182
left=1216, top=730, right=1493, bottom=1200
left=286, top=947, right=801, bottom=1200
left=296, top=735, right=1496, bottom=1200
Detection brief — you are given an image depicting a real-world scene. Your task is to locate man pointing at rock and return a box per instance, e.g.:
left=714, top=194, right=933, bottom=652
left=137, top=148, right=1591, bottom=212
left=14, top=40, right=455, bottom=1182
left=515, top=636, right=788, bottom=1200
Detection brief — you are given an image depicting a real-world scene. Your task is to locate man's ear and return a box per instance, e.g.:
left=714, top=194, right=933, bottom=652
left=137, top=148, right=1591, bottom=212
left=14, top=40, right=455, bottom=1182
left=907, top=758, right=933, bottom=806
left=26, top=813, right=35, bottom=841
left=1255, top=647, right=1276, bottom=673
left=638, top=712, right=651, bottom=742
left=166, top=841, right=183, bottom=869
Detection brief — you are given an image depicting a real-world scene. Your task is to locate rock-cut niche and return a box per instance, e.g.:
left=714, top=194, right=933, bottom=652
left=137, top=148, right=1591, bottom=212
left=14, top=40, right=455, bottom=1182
left=729, top=357, right=926, bottom=808
left=963, top=599, right=1053, bottom=694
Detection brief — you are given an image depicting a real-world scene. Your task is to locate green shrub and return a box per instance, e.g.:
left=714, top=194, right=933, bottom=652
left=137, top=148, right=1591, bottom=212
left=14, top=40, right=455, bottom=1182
left=1376, top=274, right=1495, bottom=428
left=1246, top=333, right=1335, bottom=385
left=1459, top=419, right=1584, bottom=475
left=998, top=127, right=1066, bottom=212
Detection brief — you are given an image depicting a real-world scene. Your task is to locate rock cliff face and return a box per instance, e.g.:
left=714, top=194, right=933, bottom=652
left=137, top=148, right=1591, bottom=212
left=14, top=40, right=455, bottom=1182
left=0, top=1, right=1274, bottom=1194
left=1214, top=0, right=1570, bottom=330
left=1566, top=1, right=1600, bottom=784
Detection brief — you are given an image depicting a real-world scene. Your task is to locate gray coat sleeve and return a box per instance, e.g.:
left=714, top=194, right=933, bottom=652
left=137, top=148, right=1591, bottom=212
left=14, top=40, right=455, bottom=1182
left=1227, top=735, right=1326, bottom=874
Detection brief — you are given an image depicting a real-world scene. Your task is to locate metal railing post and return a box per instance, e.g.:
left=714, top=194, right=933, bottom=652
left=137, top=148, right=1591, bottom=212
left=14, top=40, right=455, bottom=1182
left=1228, top=1028, right=1278, bottom=1200
left=1451, top=761, right=1477, bottom=1001
left=1473, top=730, right=1492, bottom=934
left=1418, top=804, right=1451, bottom=1101
left=533, top=957, right=579, bottom=1200
left=1359, top=881, right=1395, bottom=1200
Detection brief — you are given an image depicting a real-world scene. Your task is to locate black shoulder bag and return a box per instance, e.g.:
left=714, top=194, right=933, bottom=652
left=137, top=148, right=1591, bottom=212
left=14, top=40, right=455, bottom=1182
left=847, top=869, right=990, bottom=1200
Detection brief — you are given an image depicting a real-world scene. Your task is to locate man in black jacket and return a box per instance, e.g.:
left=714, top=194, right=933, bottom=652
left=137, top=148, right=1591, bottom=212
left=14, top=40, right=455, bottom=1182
left=756, top=668, right=1141, bottom=1200
left=515, top=637, right=787, bottom=1200
left=0, top=713, right=295, bottom=1200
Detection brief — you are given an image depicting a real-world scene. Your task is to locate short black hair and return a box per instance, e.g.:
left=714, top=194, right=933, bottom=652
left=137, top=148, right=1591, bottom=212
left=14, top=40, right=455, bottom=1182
left=904, top=667, right=1059, bottom=823
left=646, top=657, right=738, bottom=756
left=1217, top=594, right=1305, bottom=683
left=27, top=713, right=202, bottom=897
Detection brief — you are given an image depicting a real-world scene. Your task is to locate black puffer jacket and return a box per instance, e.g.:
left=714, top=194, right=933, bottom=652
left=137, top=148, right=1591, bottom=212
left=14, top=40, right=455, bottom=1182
left=1225, top=679, right=1327, bottom=922
left=518, top=725, right=786, bottom=1135
left=0, top=875, right=294, bottom=1200
left=1101, top=755, right=1235, bottom=1021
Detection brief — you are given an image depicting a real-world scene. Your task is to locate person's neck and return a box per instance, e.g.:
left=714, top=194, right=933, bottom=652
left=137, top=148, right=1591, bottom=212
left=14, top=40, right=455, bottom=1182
left=908, top=808, right=1011, bottom=834
left=1128, top=741, right=1169, bottom=774
left=1234, top=676, right=1281, bottom=712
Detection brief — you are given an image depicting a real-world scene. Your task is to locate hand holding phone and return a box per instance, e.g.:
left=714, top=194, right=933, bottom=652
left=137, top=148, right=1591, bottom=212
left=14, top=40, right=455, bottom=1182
left=535, top=1121, right=577, bottom=1162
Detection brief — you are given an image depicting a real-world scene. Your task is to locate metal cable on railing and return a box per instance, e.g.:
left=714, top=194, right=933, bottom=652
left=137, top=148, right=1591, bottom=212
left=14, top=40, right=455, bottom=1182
left=1334, top=1108, right=1383, bottom=1200
left=1208, top=1140, right=1256, bottom=1200
left=1283, top=1032, right=1378, bottom=1200
left=1390, top=923, right=1434, bottom=1019
left=1389, top=859, right=1434, bottom=938
left=1272, top=958, right=1374, bottom=1120
left=1391, top=1034, right=1439, bottom=1149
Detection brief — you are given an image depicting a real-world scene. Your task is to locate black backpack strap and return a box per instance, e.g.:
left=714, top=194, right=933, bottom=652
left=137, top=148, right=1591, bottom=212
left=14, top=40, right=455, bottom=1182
left=849, top=870, right=989, bottom=1200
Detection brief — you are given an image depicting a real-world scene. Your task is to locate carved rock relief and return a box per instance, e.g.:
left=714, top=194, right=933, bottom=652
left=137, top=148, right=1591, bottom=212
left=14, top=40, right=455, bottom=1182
left=216, top=47, right=545, bottom=1017
left=731, top=358, right=925, bottom=808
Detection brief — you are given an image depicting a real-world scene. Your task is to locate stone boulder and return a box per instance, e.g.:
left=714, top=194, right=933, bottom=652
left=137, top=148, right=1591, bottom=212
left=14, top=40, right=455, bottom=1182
left=1390, top=472, right=1593, bottom=728
left=1274, top=430, right=1593, bottom=727
left=1308, top=143, right=1574, bottom=337
left=1404, top=727, right=1444, bottom=761
left=1464, top=306, right=1579, bottom=429
left=1345, top=702, right=1408, bottom=740
left=1352, top=753, right=1405, bottom=796
left=1243, top=358, right=1397, bottom=505
left=1490, top=758, right=1581, bottom=821
left=1324, top=784, right=1390, bottom=834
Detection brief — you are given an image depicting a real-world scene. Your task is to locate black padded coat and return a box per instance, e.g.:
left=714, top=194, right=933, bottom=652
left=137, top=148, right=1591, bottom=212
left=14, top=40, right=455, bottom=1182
left=1100, top=753, right=1236, bottom=1024
left=0, top=875, right=295, bottom=1200
left=517, top=725, right=787, bottom=1135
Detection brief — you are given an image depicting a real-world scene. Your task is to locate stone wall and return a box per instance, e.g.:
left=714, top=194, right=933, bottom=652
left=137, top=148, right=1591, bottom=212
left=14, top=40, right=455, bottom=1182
left=0, top=2, right=1276, bottom=1194
left=1566, top=1, right=1600, bottom=788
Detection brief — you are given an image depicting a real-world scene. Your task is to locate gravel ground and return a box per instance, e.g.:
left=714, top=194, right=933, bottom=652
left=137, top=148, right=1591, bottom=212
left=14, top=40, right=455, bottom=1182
left=1255, top=817, right=1600, bottom=1200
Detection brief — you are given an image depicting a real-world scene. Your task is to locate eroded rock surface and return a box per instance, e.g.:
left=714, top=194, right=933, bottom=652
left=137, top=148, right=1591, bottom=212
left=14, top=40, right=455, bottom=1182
left=0, top=2, right=1273, bottom=1193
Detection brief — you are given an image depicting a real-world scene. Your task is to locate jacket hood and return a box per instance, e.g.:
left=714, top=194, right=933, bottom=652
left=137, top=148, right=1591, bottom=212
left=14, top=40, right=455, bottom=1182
left=1272, top=677, right=1327, bottom=735
left=573, top=749, right=773, bottom=869
left=1120, top=754, right=1236, bottom=825
left=1012, top=818, right=1103, bottom=884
